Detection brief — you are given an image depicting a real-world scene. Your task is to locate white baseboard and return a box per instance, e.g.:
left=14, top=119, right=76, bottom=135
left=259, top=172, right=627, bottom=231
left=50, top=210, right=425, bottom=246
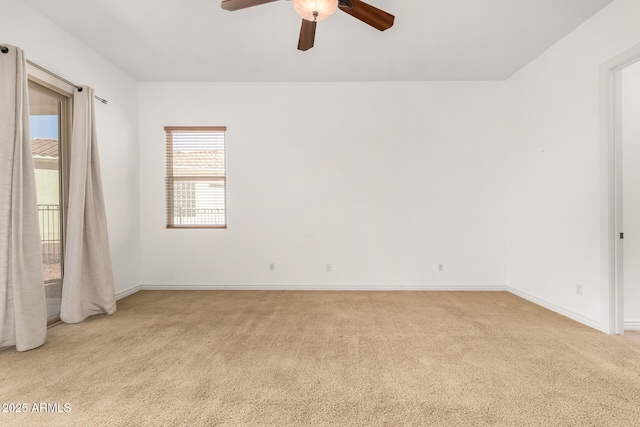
left=116, top=285, right=141, bottom=300
left=507, top=287, right=601, bottom=331
left=139, top=283, right=506, bottom=292
left=624, top=320, right=640, bottom=330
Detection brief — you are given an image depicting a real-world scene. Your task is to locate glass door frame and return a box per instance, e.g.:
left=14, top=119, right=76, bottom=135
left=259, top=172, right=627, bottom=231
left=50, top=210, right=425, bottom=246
left=27, top=76, right=72, bottom=325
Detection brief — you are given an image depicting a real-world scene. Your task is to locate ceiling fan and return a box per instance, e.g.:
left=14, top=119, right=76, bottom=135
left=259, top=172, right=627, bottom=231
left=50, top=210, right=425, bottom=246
left=220, top=0, right=395, bottom=51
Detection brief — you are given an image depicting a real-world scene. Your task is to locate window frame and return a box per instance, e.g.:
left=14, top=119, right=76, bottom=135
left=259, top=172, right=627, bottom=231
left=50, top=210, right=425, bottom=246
left=165, top=126, right=227, bottom=229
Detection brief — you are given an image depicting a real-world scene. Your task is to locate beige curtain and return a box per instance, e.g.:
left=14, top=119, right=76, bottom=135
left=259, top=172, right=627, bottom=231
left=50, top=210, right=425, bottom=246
left=60, top=86, right=116, bottom=323
left=0, top=45, right=47, bottom=351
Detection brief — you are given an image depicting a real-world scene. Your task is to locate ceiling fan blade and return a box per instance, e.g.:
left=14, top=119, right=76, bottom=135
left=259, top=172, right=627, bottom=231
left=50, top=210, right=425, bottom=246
left=339, top=0, right=394, bottom=31
left=221, top=0, right=279, bottom=11
left=297, top=19, right=317, bottom=51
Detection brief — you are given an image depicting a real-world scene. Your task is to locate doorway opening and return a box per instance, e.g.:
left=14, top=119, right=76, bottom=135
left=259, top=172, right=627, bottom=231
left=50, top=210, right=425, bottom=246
left=601, top=44, right=640, bottom=335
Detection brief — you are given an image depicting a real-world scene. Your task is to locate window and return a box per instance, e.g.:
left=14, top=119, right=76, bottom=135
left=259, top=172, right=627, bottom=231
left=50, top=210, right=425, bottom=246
left=165, top=126, right=227, bottom=228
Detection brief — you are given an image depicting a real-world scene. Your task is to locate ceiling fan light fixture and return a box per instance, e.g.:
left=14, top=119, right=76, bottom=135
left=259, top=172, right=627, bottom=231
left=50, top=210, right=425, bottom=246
left=293, top=0, right=338, bottom=21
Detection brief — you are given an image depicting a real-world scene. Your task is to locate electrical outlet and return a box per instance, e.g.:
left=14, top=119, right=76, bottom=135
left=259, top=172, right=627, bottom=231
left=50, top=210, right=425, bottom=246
left=438, top=264, right=444, bottom=272
left=326, top=263, right=332, bottom=273
left=269, top=263, right=275, bottom=272
left=576, top=283, right=583, bottom=296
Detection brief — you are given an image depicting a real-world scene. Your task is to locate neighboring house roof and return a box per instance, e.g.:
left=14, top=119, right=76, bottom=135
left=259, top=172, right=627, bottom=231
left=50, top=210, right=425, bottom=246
left=31, top=142, right=225, bottom=174
left=31, top=138, right=58, bottom=158
left=172, top=151, right=225, bottom=175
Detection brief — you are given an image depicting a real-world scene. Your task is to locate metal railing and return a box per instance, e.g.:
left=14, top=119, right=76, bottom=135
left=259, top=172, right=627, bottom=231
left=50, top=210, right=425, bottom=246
left=38, top=204, right=62, bottom=285
left=38, top=204, right=60, bottom=265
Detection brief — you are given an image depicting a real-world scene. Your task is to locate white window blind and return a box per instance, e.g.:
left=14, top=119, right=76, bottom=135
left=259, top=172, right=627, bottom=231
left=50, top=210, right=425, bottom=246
left=165, top=126, right=227, bottom=228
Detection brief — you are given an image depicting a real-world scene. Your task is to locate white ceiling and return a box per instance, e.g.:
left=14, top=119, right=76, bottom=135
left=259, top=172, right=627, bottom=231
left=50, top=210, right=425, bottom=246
left=23, top=0, right=614, bottom=82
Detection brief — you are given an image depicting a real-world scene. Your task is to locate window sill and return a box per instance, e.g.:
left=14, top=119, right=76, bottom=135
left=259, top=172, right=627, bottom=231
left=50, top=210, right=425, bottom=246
left=166, top=225, right=227, bottom=230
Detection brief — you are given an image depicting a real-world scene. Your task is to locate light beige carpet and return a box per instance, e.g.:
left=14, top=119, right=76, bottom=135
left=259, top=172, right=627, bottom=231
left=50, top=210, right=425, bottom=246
left=1, top=291, right=640, bottom=426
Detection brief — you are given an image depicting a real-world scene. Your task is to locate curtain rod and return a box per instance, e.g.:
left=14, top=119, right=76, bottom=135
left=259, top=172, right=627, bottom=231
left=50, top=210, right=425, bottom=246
left=1, top=45, right=108, bottom=105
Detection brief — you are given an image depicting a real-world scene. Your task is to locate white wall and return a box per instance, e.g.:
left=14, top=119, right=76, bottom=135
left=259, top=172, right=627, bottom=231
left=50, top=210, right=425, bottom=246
left=506, top=0, right=640, bottom=329
left=623, top=60, right=640, bottom=327
left=139, top=82, right=507, bottom=289
left=0, top=0, right=140, bottom=296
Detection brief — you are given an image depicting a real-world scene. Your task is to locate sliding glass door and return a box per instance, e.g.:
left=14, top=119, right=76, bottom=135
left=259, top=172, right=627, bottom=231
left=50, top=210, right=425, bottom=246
left=28, top=81, right=71, bottom=324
